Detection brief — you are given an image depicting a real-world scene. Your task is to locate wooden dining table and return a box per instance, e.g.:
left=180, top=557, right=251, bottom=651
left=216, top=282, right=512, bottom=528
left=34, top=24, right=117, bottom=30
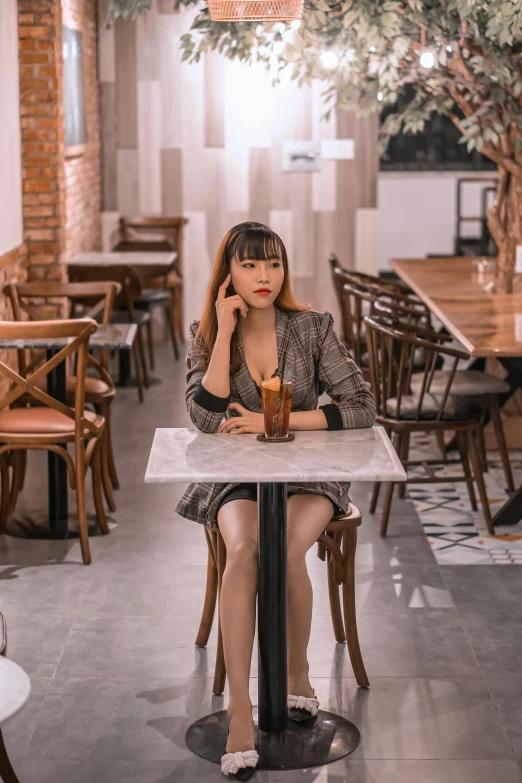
left=391, top=256, right=522, bottom=525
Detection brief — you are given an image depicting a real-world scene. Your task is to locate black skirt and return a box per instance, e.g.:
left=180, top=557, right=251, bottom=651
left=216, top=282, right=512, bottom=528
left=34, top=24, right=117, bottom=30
left=216, top=482, right=344, bottom=517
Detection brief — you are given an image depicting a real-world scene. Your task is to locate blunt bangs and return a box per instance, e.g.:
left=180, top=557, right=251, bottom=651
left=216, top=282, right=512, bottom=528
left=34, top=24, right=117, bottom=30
left=227, top=223, right=284, bottom=265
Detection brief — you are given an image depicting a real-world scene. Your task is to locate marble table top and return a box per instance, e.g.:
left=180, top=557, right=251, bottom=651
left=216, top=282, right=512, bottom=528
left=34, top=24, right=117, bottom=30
left=145, top=426, right=406, bottom=484
left=0, top=657, right=31, bottom=725
left=69, top=252, right=176, bottom=267
left=0, top=323, right=137, bottom=351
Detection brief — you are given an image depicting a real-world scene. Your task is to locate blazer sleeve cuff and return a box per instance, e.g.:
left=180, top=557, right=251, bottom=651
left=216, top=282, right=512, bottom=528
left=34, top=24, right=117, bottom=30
left=319, top=403, right=344, bottom=431
left=193, top=382, right=230, bottom=413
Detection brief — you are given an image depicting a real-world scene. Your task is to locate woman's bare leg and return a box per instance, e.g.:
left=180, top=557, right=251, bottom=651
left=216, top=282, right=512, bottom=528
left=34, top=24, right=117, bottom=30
left=286, top=494, right=334, bottom=697
left=217, top=499, right=258, bottom=753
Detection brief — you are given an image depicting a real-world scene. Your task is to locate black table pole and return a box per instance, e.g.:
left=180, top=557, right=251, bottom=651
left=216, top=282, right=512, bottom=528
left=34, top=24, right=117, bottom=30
left=258, top=482, right=287, bottom=733
left=46, top=348, right=68, bottom=534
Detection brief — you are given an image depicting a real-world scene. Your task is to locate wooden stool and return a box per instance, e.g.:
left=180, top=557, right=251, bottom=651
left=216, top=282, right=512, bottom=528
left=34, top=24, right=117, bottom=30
left=195, top=503, right=369, bottom=695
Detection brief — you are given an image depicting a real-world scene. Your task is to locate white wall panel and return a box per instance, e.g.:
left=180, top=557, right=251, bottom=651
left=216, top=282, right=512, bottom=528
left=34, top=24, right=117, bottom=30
left=137, top=81, right=162, bottom=215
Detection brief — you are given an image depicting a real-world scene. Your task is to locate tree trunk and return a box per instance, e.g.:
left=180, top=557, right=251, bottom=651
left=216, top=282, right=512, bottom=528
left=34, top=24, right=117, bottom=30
left=487, top=165, right=522, bottom=294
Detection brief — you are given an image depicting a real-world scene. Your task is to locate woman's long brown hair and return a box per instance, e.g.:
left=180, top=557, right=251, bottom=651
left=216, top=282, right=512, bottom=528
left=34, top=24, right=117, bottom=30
left=194, top=222, right=309, bottom=371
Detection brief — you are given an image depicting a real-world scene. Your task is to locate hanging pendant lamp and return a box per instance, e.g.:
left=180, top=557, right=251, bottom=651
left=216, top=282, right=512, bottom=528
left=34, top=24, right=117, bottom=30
left=208, top=0, right=303, bottom=23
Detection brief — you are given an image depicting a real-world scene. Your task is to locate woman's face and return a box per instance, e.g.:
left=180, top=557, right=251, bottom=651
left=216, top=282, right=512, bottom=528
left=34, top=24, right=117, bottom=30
left=229, top=256, right=284, bottom=309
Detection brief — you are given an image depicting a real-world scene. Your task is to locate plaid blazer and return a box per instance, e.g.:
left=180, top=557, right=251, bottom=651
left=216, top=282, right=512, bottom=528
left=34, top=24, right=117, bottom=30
left=175, top=307, right=376, bottom=527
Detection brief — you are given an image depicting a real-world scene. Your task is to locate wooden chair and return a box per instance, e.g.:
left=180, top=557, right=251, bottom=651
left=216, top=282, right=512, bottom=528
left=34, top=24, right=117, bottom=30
left=0, top=612, right=22, bottom=783
left=68, top=265, right=149, bottom=403
left=114, top=216, right=188, bottom=343
left=0, top=319, right=107, bottom=564
left=368, top=294, right=515, bottom=494
left=365, top=315, right=494, bottom=536
left=195, top=503, right=369, bottom=695
left=4, top=281, right=123, bottom=513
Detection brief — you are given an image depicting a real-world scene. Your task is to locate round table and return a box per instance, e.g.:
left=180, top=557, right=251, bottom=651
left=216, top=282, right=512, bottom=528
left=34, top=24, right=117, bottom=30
left=0, top=656, right=31, bottom=783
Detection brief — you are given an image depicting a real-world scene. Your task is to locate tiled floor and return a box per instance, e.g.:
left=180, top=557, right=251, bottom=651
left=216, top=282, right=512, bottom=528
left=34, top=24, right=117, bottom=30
left=408, top=435, right=522, bottom=564
left=1, top=346, right=521, bottom=782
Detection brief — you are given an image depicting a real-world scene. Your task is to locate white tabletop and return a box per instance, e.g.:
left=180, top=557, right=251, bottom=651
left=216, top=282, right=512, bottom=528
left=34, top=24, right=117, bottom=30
left=68, top=252, right=177, bottom=267
left=145, top=426, right=406, bottom=484
left=0, top=657, right=31, bottom=725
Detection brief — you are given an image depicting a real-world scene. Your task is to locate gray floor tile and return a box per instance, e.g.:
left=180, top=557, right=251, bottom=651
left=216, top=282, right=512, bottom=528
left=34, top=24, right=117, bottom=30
left=2, top=678, right=52, bottom=761
left=456, top=614, right=522, bottom=677
left=440, top=566, right=522, bottom=620
left=308, top=677, right=513, bottom=759
left=307, top=611, right=481, bottom=678
left=271, top=759, right=522, bottom=783
left=54, top=615, right=220, bottom=679
left=482, top=673, right=522, bottom=757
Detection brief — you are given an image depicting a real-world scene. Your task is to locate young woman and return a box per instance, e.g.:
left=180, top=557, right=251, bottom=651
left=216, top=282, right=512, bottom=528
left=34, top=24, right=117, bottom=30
left=176, top=222, right=375, bottom=779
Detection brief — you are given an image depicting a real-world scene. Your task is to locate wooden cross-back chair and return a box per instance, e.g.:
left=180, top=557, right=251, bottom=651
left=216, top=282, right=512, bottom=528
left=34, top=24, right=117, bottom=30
left=4, top=281, right=123, bottom=515
left=370, top=295, right=515, bottom=496
left=340, top=279, right=431, bottom=376
left=68, top=265, right=149, bottom=403
left=364, top=315, right=493, bottom=537
left=114, top=216, right=189, bottom=343
left=0, top=319, right=107, bottom=564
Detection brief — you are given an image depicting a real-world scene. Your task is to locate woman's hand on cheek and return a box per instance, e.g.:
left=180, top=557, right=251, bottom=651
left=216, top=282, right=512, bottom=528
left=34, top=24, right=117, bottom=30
left=217, top=402, right=265, bottom=434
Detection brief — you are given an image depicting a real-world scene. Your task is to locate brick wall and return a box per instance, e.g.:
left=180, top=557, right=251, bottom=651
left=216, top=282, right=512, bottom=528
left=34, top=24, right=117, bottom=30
left=17, top=0, right=101, bottom=286
left=18, top=0, right=66, bottom=283
left=0, top=244, right=28, bottom=395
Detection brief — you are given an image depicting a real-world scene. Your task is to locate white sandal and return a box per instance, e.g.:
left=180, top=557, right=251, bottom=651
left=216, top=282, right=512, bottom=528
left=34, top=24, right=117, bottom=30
left=287, top=690, right=320, bottom=721
left=221, top=749, right=259, bottom=778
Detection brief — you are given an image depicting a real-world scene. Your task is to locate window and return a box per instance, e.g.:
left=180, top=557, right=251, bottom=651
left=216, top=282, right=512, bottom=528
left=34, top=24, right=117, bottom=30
left=62, top=26, right=86, bottom=149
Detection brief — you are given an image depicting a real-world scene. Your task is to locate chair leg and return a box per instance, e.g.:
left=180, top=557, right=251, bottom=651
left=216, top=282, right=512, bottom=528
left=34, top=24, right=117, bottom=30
left=196, top=530, right=218, bottom=648
left=487, top=395, right=515, bottom=493
left=106, top=403, right=120, bottom=490
left=8, top=452, right=24, bottom=515
left=342, top=528, right=369, bottom=688
left=92, top=439, right=110, bottom=535
left=213, top=530, right=227, bottom=696
left=75, top=443, right=91, bottom=565
left=455, top=430, right=477, bottom=511
left=0, top=728, right=21, bottom=783
left=98, top=404, right=116, bottom=512
left=467, top=429, right=494, bottom=535
left=0, top=457, right=10, bottom=532
left=146, top=318, right=155, bottom=372
left=327, top=536, right=346, bottom=643
left=436, top=431, right=447, bottom=460
left=398, top=432, right=410, bottom=499
left=172, top=286, right=185, bottom=342
left=136, top=328, right=149, bottom=388
left=165, top=302, right=180, bottom=361
left=369, top=480, right=381, bottom=513
left=132, top=341, right=144, bottom=403
left=380, top=481, right=396, bottom=537
left=477, top=424, right=488, bottom=473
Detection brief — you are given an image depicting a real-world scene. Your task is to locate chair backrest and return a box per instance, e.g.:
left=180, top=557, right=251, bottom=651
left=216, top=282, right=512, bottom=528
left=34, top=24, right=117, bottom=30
left=67, top=265, right=142, bottom=312
left=4, top=281, right=121, bottom=326
left=364, top=315, right=469, bottom=422
left=116, top=216, right=188, bottom=276
left=0, top=319, right=99, bottom=438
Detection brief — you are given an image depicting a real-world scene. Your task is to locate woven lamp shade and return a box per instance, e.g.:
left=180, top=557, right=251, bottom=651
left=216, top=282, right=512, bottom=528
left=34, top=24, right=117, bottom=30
left=208, top=0, right=303, bottom=21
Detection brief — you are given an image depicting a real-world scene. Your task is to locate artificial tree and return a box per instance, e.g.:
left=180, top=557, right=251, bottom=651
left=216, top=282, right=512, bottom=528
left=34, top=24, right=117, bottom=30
left=107, top=0, right=522, bottom=293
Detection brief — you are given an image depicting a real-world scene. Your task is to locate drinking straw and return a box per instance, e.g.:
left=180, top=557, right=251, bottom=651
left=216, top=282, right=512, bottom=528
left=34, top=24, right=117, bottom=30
left=277, top=350, right=287, bottom=413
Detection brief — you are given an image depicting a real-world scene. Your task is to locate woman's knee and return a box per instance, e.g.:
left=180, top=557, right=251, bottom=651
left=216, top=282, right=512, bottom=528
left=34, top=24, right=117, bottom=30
left=225, top=537, right=259, bottom=571
left=286, top=543, right=308, bottom=575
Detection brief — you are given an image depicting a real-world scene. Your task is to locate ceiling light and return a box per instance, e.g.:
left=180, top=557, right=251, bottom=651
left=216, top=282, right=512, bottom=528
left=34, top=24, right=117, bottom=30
left=290, top=19, right=301, bottom=29
left=377, top=91, right=383, bottom=101
left=273, top=40, right=285, bottom=55
left=256, top=24, right=264, bottom=35
left=446, top=44, right=452, bottom=52
left=320, top=51, right=339, bottom=68
left=369, top=46, right=376, bottom=53
left=419, top=50, right=435, bottom=68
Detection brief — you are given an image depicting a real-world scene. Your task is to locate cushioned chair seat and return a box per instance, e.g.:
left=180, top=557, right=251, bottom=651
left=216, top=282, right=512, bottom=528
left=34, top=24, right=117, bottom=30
left=110, top=311, right=150, bottom=327
left=0, top=407, right=102, bottom=435
left=386, top=393, right=484, bottom=421
left=411, top=370, right=509, bottom=397
left=135, top=289, right=170, bottom=306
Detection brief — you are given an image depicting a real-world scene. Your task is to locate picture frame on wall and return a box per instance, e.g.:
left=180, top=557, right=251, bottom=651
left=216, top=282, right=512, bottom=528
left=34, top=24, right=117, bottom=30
left=63, top=25, right=86, bottom=155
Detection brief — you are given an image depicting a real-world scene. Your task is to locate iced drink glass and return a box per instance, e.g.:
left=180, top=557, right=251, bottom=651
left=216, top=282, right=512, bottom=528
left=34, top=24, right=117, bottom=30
left=260, top=377, right=293, bottom=440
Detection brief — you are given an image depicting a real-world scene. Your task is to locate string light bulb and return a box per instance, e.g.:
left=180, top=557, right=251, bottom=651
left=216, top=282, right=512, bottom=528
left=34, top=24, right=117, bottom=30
left=419, top=50, right=435, bottom=68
